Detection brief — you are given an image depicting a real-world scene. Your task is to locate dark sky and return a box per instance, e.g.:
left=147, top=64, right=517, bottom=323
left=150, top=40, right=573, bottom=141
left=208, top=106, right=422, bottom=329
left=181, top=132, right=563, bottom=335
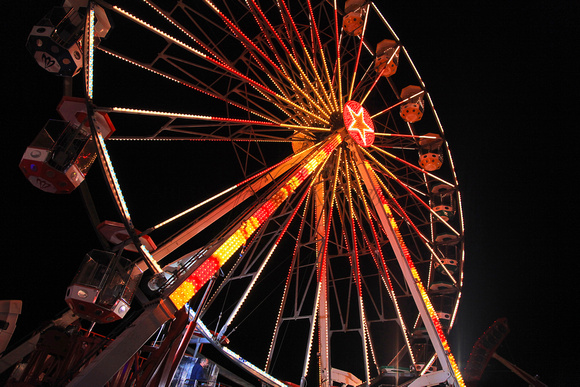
left=2, top=1, right=579, bottom=386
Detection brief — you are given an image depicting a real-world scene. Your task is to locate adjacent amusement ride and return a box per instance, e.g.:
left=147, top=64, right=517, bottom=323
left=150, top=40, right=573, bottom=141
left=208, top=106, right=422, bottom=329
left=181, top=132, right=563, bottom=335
left=5, top=0, right=467, bottom=386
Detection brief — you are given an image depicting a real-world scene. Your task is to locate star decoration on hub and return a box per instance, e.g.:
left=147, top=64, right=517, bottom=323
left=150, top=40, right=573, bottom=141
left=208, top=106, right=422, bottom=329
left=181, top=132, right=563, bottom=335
left=343, top=100, right=375, bottom=147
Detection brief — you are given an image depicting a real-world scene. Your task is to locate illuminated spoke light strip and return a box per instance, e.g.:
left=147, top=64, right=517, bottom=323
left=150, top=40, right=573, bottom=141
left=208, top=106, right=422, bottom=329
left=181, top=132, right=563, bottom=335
left=141, top=0, right=231, bottom=67
left=218, top=188, right=310, bottom=338
left=152, top=153, right=300, bottom=232
left=111, top=106, right=328, bottom=140
left=248, top=0, right=333, bottom=116
left=111, top=5, right=207, bottom=59
left=347, top=4, right=371, bottom=102
left=110, top=107, right=279, bottom=126
left=97, top=47, right=277, bottom=124
left=113, top=5, right=327, bottom=126
left=370, top=89, right=425, bottom=120
left=368, top=145, right=457, bottom=192
left=344, top=159, right=372, bottom=383
left=168, top=134, right=343, bottom=310
left=265, top=189, right=312, bottom=371
left=359, top=46, right=401, bottom=106
left=85, top=5, right=96, bottom=100
left=352, top=166, right=416, bottom=364
left=275, top=0, right=335, bottom=116
left=306, top=0, right=339, bottom=111
left=203, top=0, right=331, bottom=124
left=361, top=160, right=465, bottom=386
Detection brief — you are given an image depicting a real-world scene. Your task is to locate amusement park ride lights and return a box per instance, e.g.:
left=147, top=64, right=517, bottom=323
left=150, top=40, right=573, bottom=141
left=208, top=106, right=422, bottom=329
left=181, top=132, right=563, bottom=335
left=11, top=0, right=469, bottom=386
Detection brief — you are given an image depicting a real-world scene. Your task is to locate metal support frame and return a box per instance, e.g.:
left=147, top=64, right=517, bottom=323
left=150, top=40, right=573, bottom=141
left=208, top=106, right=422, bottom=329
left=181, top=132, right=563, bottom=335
left=348, top=137, right=464, bottom=387
left=67, top=301, right=175, bottom=387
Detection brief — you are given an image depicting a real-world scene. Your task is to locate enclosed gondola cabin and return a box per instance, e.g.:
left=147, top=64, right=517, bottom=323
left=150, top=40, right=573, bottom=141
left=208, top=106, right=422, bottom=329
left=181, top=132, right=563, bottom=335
left=343, top=0, right=365, bottom=36
left=26, top=6, right=84, bottom=76
left=434, top=233, right=461, bottom=276
left=65, top=250, right=143, bottom=324
left=19, top=97, right=115, bottom=194
left=431, top=183, right=456, bottom=221
left=26, top=4, right=111, bottom=77
left=431, top=294, right=455, bottom=329
left=399, top=85, right=425, bottom=123
left=20, top=120, right=91, bottom=193
left=375, top=39, right=399, bottom=78
left=419, top=133, right=444, bottom=172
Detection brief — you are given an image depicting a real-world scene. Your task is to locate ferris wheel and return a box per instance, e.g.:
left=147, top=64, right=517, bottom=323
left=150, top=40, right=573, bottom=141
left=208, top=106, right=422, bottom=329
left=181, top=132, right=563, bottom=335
left=21, top=0, right=465, bottom=386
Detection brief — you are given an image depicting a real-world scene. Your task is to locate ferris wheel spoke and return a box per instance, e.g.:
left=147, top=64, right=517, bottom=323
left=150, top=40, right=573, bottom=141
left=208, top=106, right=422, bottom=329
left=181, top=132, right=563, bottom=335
left=142, top=150, right=311, bottom=267
left=204, top=0, right=333, bottom=122
left=276, top=0, right=337, bottom=115
left=104, top=107, right=289, bottom=141
left=370, top=89, right=426, bottom=121
left=258, top=2, right=337, bottom=119
left=360, top=46, right=402, bottom=106
left=141, top=0, right=252, bottom=69
left=306, top=0, right=340, bottom=111
left=213, top=184, right=312, bottom=341
left=347, top=3, right=371, bottom=102
left=115, top=3, right=329, bottom=126
left=96, top=47, right=286, bottom=125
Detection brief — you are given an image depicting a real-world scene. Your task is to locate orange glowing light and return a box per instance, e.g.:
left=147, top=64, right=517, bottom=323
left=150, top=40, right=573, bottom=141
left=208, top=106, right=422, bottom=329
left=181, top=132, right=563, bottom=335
left=168, top=134, right=343, bottom=310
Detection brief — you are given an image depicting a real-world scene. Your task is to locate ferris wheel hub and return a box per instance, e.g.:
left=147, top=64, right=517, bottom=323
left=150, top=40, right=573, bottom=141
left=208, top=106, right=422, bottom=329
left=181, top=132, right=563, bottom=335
left=343, top=100, right=375, bottom=147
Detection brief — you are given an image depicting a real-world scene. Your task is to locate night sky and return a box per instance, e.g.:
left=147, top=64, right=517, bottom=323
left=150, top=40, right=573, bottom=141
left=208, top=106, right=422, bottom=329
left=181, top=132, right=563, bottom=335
left=2, top=1, right=579, bottom=386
